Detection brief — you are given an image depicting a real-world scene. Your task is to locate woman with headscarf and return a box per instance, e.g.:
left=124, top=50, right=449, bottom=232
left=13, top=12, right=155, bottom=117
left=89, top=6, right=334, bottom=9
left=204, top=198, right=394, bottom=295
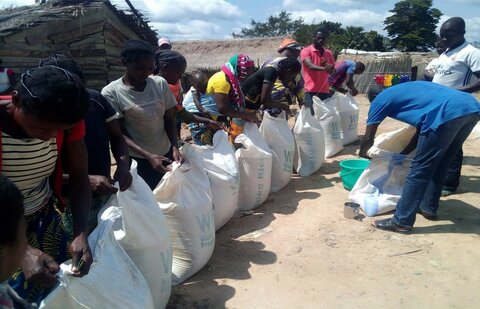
left=206, top=54, right=259, bottom=143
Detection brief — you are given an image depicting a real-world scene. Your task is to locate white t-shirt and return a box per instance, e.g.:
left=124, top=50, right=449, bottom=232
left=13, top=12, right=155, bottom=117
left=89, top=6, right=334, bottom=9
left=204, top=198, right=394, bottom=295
left=432, top=42, right=480, bottom=88
left=101, top=76, right=176, bottom=157
left=424, top=57, right=440, bottom=76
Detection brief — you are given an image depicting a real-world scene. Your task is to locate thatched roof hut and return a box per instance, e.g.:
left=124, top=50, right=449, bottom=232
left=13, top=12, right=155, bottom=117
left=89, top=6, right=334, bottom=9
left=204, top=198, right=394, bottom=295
left=173, top=36, right=284, bottom=72
left=0, top=0, right=157, bottom=90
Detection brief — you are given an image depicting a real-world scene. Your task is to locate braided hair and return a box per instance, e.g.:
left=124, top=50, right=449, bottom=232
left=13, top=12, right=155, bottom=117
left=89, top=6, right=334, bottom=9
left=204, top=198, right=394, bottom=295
left=16, top=66, right=89, bottom=125
left=277, top=57, right=301, bottom=74
left=39, top=54, right=84, bottom=82
left=0, top=175, right=24, bottom=245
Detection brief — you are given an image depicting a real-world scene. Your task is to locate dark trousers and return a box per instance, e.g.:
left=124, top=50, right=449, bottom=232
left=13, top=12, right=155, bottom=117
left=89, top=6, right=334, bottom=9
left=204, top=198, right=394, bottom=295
left=392, top=114, right=479, bottom=227
left=304, top=92, right=332, bottom=115
left=443, top=148, right=463, bottom=191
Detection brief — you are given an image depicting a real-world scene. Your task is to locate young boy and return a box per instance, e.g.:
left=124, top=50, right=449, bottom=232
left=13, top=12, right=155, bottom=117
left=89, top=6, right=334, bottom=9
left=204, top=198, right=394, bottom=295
left=183, top=71, right=224, bottom=145
left=0, top=175, right=35, bottom=309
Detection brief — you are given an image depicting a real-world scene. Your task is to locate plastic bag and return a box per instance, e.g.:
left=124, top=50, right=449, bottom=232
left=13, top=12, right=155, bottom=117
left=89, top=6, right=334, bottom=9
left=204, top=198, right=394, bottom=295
left=184, top=130, right=239, bottom=230
left=40, top=215, right=154, bottom=309
left=235, top=122, right=273, bottom=210
left=154, top=151, right=215, bottom=285
left=260, top=111, right=295, bottom=192
left=349, top=126, right=416, bottom=216
left=293, top=106, right=325, bottom=177
left=313, top=96, right=343, bottom=158
left=99, top=161, right=172, bottom=309
left=335, top=93, right=359, bottom=145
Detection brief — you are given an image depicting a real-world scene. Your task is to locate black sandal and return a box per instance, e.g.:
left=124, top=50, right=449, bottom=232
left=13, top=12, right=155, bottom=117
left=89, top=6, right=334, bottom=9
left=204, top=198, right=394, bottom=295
left=372, top=218, right=412, bottom=233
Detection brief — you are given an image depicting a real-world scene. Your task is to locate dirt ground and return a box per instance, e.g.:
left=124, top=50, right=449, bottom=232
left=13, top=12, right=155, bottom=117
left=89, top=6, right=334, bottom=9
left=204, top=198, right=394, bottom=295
left=168, top=94, right=480, bottom=309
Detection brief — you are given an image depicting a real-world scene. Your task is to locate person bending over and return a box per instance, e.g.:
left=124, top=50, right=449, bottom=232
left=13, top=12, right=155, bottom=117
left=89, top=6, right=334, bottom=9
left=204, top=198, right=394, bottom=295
left=39, top=54, right=132, bottom=232
left=359, top=81, right=479, bottom=233
left=328, top=60, right=365, bottom=96
left=0, top=66, right=92, bottom=302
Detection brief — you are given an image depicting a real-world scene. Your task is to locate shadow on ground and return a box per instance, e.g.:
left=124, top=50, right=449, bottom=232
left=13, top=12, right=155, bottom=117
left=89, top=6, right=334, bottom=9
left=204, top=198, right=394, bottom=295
left=413, top=199, right=480, bottom=235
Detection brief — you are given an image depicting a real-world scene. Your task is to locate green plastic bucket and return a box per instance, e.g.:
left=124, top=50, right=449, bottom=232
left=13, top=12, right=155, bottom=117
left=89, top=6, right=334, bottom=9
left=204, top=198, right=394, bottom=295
left=339, top=159, right=370, bottom=191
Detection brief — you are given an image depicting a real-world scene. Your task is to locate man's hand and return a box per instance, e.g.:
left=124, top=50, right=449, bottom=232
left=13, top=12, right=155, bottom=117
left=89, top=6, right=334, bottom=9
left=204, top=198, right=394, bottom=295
left=350, top=88, right=359, bottom=96
left=89, top=175, right=117, bottom=195
left=147, top=154, right=172, bottom=173
left=21, top=246, right=59, bottom=288
left=69, top=233, right=93, bottom=277
left=325, top=63, right=335, bottom=74
left=171, top=146, right=184, bottom=164
left=113, top=167, right=133, bottom=192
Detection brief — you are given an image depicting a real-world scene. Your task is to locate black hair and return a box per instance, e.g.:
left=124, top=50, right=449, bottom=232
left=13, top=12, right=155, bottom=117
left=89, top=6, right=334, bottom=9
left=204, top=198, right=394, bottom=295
left=367, top=84, right=384, bottom=103
left=189, top=70, right=207, bottom=83
left=121, top=40, right=154, bottom=63
left=314, top=28, right=329, bottom=37
left=153, top=50, right=187, bottom=75
left=16, top=66, right=89, bottom=124
left=39, top=54, right=84, bottom=82
left=355, top=62, right=366, bottom=72
left=0, top=175, right=24, bottom=245
left=277, top=57, right=301, bottom=73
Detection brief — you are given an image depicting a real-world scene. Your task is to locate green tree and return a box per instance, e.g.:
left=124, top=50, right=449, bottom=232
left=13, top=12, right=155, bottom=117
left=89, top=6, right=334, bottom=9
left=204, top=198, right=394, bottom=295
left=232, top=11, right=304, bottom=38
left=233, top=11, right=387, bottom=57
left=384, top=0, right=442, bottom=51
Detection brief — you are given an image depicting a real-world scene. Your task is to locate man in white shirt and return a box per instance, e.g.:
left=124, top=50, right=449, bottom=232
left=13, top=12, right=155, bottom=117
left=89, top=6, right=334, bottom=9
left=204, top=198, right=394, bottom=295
left=432, top=17, right=480, bottom=196
left=424, top=39, right=446, bottom=81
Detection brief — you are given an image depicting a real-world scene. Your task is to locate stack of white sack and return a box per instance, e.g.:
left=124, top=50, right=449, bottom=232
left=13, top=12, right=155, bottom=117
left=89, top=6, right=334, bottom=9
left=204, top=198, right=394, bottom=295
left=293, top=106, right=325, bottom=177
left=154, top=150, right=215, bottom=285
left=335, top=92, right=360, bottom=145
left=97, top=161, right=172, bottom=309
left=349, top=126, right=417, bottom=216
left=260, top=111, right=295, bottom=192
left=235, top=122, right=273, bottom=210
left=184, top=130, right=240, bottom=231
left=40, top=210, right=154, bottom=309
left=313, top=96, right=344, bottom=158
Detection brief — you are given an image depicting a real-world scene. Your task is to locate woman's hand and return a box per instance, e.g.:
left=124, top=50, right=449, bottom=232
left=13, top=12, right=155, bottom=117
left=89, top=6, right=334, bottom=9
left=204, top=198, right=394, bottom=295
left=69, top=233, right=93, bottom=277
left=21, top=246, right=60, bottom=288
left=171, top=146, right=184, bottom=164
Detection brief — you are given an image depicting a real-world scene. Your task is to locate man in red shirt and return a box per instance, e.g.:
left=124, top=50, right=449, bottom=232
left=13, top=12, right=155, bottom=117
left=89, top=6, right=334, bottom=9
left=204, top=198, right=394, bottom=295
left=300, top=28, right=335, bottom=115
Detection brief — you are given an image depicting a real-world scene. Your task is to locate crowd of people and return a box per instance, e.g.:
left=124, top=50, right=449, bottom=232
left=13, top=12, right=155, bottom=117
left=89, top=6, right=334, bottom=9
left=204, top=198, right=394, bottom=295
left=0, top=16, right=479, bottom=307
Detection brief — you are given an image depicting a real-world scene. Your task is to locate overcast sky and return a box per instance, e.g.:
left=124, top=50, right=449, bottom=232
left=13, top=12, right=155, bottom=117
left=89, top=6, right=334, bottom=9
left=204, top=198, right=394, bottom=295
left=2, top=0, right=479, bottom=43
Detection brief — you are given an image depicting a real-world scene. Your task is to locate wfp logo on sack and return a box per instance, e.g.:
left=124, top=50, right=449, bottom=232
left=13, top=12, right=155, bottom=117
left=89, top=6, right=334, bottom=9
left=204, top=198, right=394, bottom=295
left=331, top=121, right=341, bottom=140
left=255, top=183, right=264, bottom=206
left=283, top=150, right=294, bottom=171
left=196, top=213, right=215, bottom=248
left=257, top=158, right=265, bottom=179
left=304, top=132, right=315, bottom=169
left=349, top=114, right=358, bottom=131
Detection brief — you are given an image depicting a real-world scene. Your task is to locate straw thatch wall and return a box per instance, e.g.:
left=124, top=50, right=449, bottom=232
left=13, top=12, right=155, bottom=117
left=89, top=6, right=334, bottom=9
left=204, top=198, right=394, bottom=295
left=175, top=38, right=440, bottom=94
left=173, top=36, right=284, bottom=72
left=0, top=0, right=157, bottom=90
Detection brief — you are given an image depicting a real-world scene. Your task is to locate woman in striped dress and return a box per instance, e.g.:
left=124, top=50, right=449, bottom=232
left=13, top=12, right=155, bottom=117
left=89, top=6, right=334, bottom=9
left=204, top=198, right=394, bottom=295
left=0, top=66, right=92, bottom=302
